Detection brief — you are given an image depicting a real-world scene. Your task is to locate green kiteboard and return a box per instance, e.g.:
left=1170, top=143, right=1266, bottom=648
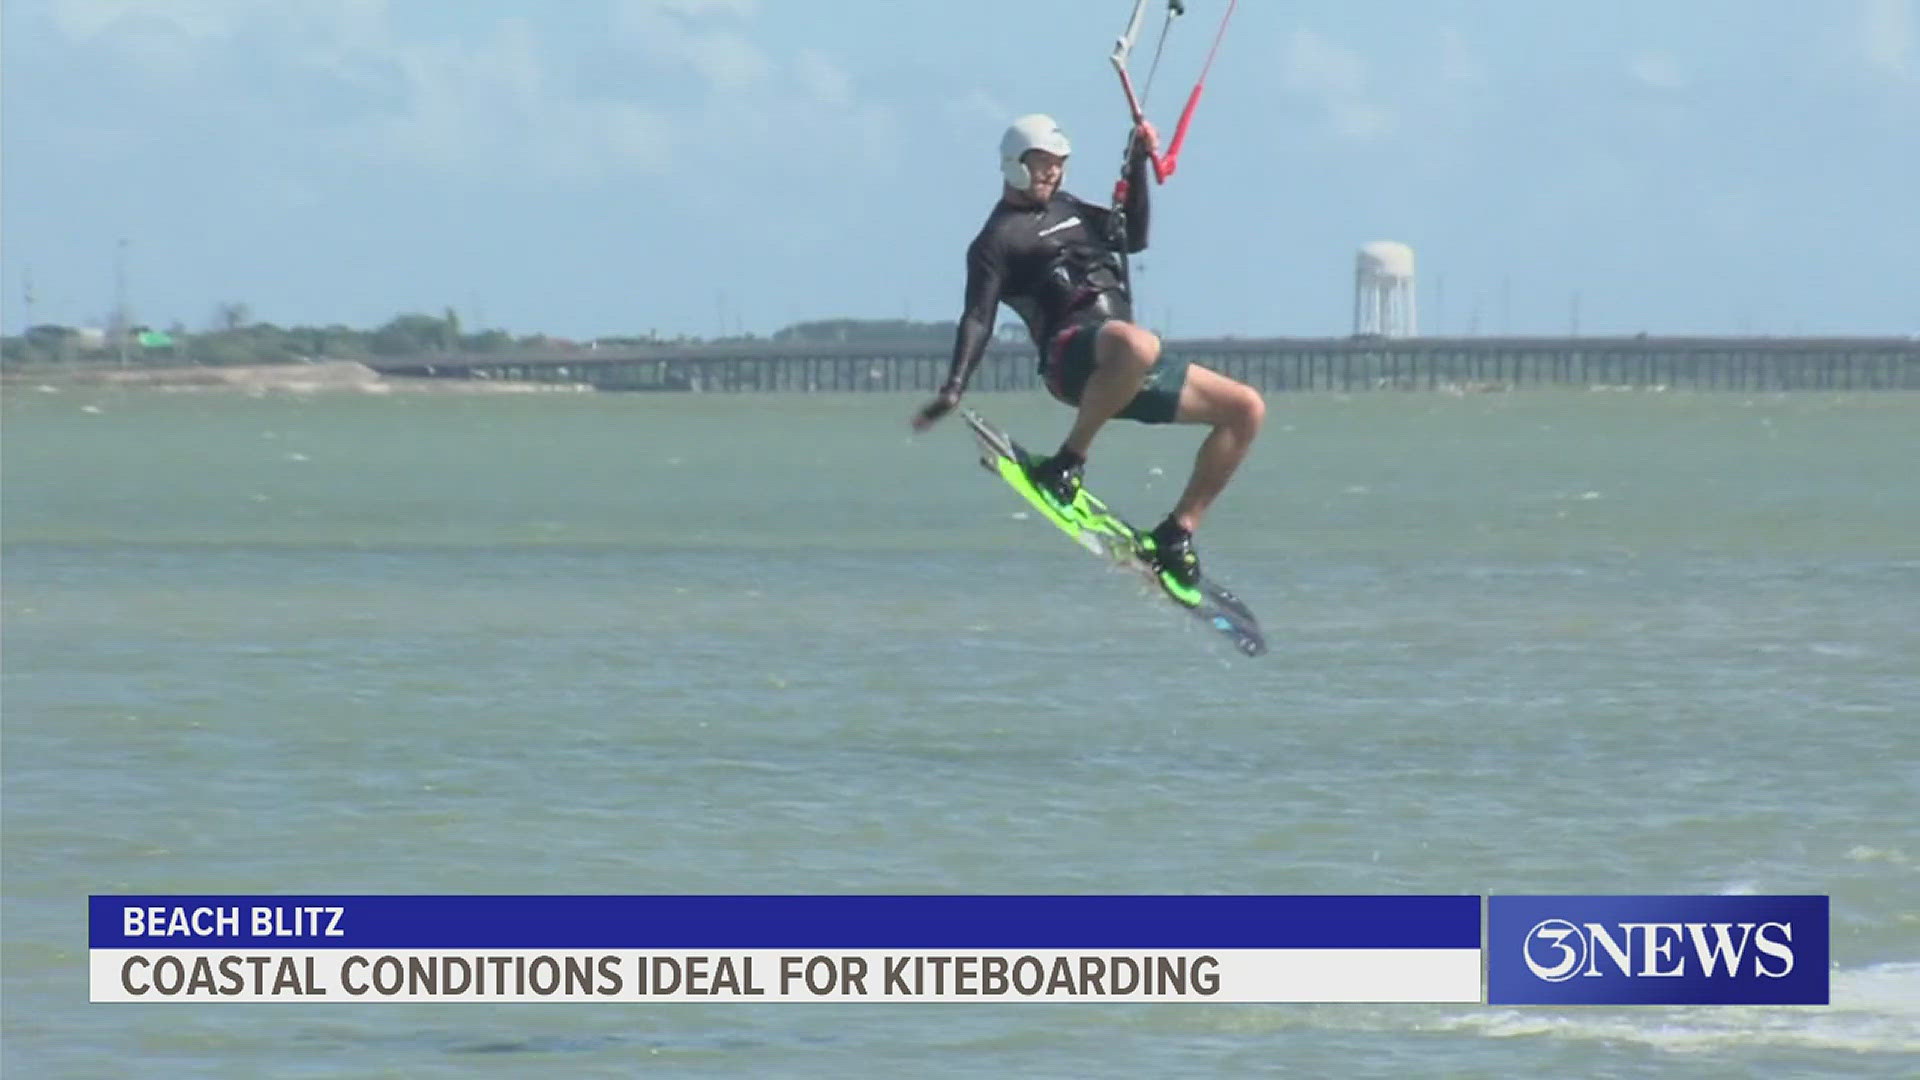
left=962, top=408, right=1266, bottom=657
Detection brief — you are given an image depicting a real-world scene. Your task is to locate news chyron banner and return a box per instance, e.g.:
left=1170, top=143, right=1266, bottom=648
left=1487, top=895, right=1830, bottom=1005
left=91, top=895, right=1482, bottom=1003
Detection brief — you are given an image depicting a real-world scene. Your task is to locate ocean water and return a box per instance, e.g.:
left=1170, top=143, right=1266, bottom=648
left=3, top=386, right=1917, bottom=1078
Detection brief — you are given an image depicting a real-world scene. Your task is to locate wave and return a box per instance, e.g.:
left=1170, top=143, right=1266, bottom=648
left=1421, top=962, right=1920, bottom=1056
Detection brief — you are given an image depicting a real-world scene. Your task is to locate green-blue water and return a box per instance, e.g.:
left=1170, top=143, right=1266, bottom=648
left=4, top=388, right=1917, bottom=1077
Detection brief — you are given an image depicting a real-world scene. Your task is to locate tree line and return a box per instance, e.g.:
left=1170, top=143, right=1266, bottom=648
left=0, top=311, right=1007, bottom=368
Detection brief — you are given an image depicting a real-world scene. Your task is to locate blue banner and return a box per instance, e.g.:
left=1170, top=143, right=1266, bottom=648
left=1487, top=895, right=1829, bottom=1005
left=92, top=894, right=1482, bottom=950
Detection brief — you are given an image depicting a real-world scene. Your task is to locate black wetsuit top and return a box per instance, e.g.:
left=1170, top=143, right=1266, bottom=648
left=938, top=142, right=1152, bottom=396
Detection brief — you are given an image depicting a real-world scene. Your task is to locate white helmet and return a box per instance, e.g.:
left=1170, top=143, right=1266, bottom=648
left=1000, top=114, right=1071, bottom=190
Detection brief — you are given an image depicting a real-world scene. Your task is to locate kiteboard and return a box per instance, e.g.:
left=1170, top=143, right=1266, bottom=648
left=962, top=407, right=1266, bottom=657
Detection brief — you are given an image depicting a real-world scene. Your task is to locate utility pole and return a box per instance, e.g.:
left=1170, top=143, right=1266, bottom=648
left=115, top=238, right=130, bottom=366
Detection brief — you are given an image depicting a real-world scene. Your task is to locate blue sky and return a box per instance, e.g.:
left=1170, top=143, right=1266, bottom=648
left=3, top=0, right=1915, bottom=339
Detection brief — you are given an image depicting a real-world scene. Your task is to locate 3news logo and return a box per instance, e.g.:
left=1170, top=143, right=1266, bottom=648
left=1487, top=895, right=1829, bottom=1005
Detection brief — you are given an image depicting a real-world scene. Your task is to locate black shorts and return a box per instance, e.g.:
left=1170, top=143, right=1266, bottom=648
left=1040, top=319, right=1189, bottom=425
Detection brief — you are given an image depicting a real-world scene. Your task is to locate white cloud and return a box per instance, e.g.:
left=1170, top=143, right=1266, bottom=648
left=1437, top=28, right=1487, bottom=86
left=1283, top=30, right=1394, bottom=141
left=685, top=32, right=774, bottom=92
left=794, top=50, right=853, bottom=107
left=36, top=0, right=682, bottom=183
left=347, top=18, right=674, bottom=182
left=609, top=0, right=894, bottom=178
left=48, top=0, right=387, bottom=48
left=44, top=0, right=253, bottom=76
left=48, top=0, right=241, bottom=41
left=946, top=88, right=1007, bottom=127
left=1628, top=51, right=1688, bottom=91
left=636, top=0, right=757, bottom=15
left=33, top=0, right=885, bottom=185
left=612, top=0, right=769, bottom=92
left=1284, top=29, right=1367, bottom=98
left=1859, top=0, right=1915, bottom=77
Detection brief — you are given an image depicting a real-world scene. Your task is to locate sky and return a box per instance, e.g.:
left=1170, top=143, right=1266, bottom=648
left=2, top=0, right=1916, bottom=340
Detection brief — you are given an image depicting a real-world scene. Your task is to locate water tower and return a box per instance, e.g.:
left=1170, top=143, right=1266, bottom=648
left=1353, top=241, right=1417, bottom=338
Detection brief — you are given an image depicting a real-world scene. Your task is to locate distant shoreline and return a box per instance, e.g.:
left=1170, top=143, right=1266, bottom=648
left=2, top=360, right=590, bottom=394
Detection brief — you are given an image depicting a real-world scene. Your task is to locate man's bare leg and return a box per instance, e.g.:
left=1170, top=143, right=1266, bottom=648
left=1060, top=321, right=1161, bottom=458
left=1164, top=364, right=1266, bottom=534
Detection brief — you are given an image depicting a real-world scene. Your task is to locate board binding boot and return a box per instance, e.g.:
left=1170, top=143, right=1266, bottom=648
left=1025, top=448, right=1085, bottom=514
left=1139, top=517, right=1203, bottom=606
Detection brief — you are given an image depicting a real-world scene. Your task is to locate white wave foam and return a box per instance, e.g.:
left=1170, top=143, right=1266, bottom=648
left=1424, top=963, right=1920, bottom=1057
left=1846, top=844, right=1913, bottom=868
left=1836, top=961, right=1920, bottom=1018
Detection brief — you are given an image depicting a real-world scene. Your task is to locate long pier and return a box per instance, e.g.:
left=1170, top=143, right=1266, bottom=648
left=370, top=336, right=1920, bottom=392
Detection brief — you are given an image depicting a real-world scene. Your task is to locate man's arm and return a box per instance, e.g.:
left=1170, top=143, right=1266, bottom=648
left=912, top=236, right=1003, bottom=430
